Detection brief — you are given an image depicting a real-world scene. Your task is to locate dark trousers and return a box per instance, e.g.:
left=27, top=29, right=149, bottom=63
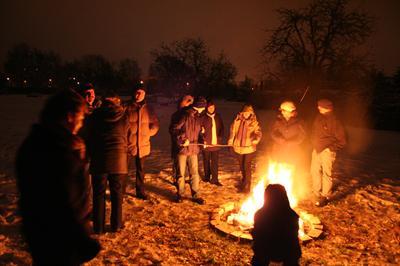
left=202, top=150, right=219, bottom=182
left=135, top=156, right=146, bottom=197
left=238, top=153, right=254, bottom=192
left=92, top=173, right=125, bottom=232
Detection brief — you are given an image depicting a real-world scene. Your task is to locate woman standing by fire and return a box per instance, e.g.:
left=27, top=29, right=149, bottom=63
left=228, top=104, right=262, bottom=193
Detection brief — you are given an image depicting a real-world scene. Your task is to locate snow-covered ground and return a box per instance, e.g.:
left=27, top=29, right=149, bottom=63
left=0, top=94, right=399, bottom=265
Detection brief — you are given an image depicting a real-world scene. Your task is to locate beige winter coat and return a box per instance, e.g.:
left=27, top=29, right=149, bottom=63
left=127, top=101, right=159, bottom=158
left=228, top=112, right=262, bottom=154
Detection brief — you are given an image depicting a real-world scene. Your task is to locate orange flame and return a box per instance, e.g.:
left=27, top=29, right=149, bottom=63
left=230, top=160, right=298, bottom=227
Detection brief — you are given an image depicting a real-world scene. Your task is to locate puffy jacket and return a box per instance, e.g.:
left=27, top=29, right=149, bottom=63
left=171, top=108, right=204, bottom=155
left=270, top=115, right=306, bottom=162
left=126, top=101, right=159, bottom=158
left=311, top=112, right=346, bottom=153
left=228, top=112, right=262, bottom=154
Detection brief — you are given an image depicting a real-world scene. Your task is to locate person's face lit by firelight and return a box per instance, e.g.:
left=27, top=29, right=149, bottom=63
left=85, top=89, right=95, bottom=106
left=135, top=89, right=146, bottom=103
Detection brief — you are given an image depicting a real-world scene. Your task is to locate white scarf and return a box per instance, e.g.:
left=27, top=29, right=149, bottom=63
left=207, top=113, right=217, bottom=145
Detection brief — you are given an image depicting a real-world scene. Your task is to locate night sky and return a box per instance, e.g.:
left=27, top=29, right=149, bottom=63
left=1, top=0, right=399, bottom=80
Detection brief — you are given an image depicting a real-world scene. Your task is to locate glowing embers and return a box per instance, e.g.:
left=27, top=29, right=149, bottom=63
left=210, top=161, right=323, bottom=242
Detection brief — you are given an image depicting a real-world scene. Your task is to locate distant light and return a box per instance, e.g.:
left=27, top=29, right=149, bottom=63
left=77, top=81, right=80, bottom=85
left=186, top=82, right=190, bottom=86
left=140, top=80, right=144, bottom=84
left=6, top=77, right=10, bottom=81
left=23, top=80, right=27, bottom=84
left=251, top=87, right=254, bottom=91
left=48, top=78, right=52, bottom=82
left=72, top=77, right=76, bottom=80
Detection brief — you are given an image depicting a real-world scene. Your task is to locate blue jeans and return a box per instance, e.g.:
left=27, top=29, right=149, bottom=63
left=177, top=154, right=200, bottom=197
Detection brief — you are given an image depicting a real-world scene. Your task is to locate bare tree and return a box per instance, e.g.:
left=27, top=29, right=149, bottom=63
left=262, top=0, right=374, bottom=78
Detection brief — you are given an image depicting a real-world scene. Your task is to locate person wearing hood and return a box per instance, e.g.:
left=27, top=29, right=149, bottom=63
left=202, top=100, right=224, bottom=186
left=16, top=89, right=100, bottom=265
left=228, top=104, right=262, bottom=193
left=171, top=96, right=207, bottom=204
left=87, top=90, right=132, bottom=233
left=251, top=184, right=302, bottom=266
left=311, top=99, right=346, bottom=207
left=270, top=101, right=306, bottom=166
left=126, top=86, right=159, bottom=200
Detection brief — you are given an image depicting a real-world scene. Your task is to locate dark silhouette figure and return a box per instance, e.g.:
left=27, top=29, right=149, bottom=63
left=251, top=184, right=301, bottom=266
left=16, top=90, right=100, bottom=265
left=87, top=91, right=132, bottom=233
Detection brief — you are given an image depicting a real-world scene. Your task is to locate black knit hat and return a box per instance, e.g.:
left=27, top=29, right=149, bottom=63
left=193, top=96, right=207, bottom=108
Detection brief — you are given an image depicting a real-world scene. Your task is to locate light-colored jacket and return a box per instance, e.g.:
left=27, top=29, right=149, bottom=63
left=127, top=101, right=159, bottom=158
left=228, top=112, right=262, bottom=154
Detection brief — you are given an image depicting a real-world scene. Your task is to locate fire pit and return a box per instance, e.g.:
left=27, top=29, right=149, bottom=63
left=210, top=202, right=323, bottom=242
left=210, top=161, right=323, bottom=242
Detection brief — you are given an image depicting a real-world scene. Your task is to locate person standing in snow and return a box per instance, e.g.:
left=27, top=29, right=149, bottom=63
left=16, top=89, right=100, bottom=265
left=228, top=104, right=262, bottom=193
left=125, top=85, right=159, bottom=200
left=87, top=90, right=132, bottom=233
left=311, top=99, right=346, bottom=207
left=169, top=95, right=194, bottom=180
left=202, top=100, right=224, bottom=186
left=270, top=101, right=306, bottom=166
left=171, top=96, right=207, bottom=204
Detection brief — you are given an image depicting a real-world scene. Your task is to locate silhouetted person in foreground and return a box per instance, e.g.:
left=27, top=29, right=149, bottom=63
left=16, top=89, right=100, bottom=265
left=251, top=184, right=301, bottom=266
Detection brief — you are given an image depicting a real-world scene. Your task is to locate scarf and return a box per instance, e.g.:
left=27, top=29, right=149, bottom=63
left=207, top=112, right=217, bottom=145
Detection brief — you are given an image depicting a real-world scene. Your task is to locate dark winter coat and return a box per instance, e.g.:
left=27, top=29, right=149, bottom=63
left=251, top=206, right=301, bottom=262
left=126, top=101, right=159, bottom=158
left=169, top=106, right=190, bottom=158
left=202, top=112, right=224, bottom=151
left=87, top=100, right=132, bottom=174
left=228, top=112, right=262, bottom=154
left=311, top=112, right=346, bottom=153
left=270, top=115, right=306, bottom=163
left=171, top=108, right=204, bottom=156
left=16, top=124, right=99, bottom=264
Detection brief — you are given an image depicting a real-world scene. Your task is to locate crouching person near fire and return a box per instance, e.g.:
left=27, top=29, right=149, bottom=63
left=228, top=104, right=262, bottom=193
left=251, top=184, right=301, bottom=266
left=87, top=90, right=132, bottom=233
left=171, top=96, right=207, bottom=204
left=16, top=90, right=100, bottom=265
left=311, top=99, right=346, bottom=207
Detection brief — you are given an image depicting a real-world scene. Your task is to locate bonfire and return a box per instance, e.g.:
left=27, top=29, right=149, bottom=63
left=211, top=160, right=323, bottom=242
